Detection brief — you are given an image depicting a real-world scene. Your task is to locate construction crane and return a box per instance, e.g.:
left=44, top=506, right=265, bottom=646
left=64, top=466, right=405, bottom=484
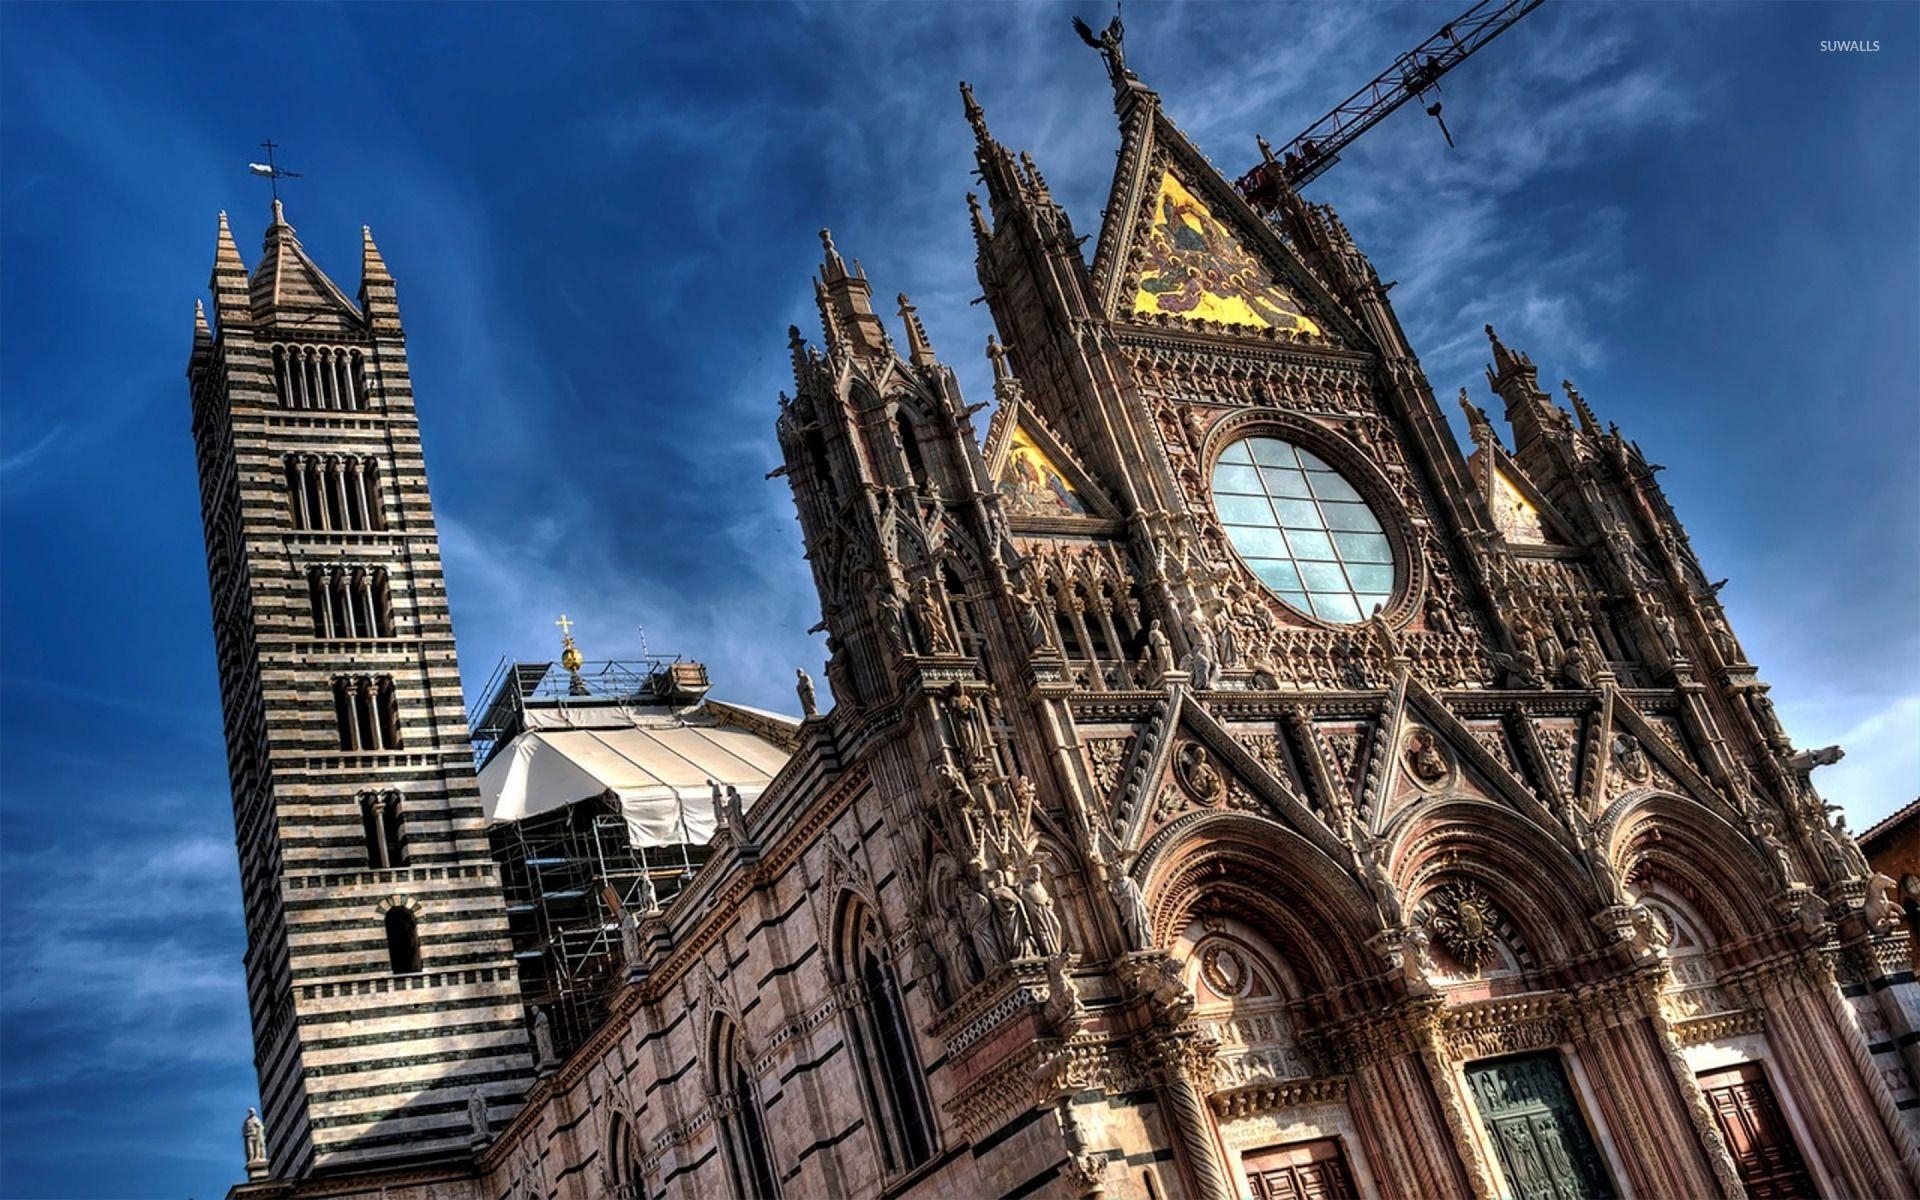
left=1236, top=0, right=1544, bottom=210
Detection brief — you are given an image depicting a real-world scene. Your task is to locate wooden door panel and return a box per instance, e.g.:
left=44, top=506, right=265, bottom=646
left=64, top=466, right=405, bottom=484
left=1698, top=1064, right=1817, bottom=1199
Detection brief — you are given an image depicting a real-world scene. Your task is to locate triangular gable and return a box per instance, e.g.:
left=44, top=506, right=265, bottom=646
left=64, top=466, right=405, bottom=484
left=1128, top=169, right=1324, bottom=337
left=1112, top=691, right=1344, bottom=863
left=250, top=231, right=363, bottom=329
left=1086, top=100, right=1368, bottom=350
left=1471, top=444, right=1577, bottom=548
left=987, top=406, right=1116, bottom=521
left=1372, top=676, right=1561, bottom=838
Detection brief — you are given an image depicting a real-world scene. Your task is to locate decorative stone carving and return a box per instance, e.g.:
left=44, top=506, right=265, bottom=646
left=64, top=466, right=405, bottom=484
left=1418, top=880, right=1501, bottom=972
left=1174, top=741, right=1224, bottom=803
left=1403, top=727, right=1451, bottom=787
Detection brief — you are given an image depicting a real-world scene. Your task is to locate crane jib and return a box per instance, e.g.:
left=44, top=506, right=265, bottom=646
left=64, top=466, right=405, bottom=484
left=1236, top=0, right=1545, bottom=206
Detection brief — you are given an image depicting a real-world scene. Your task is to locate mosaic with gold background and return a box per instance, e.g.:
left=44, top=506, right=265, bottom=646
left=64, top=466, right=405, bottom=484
left=1132, top=171, right=1322, bottom=337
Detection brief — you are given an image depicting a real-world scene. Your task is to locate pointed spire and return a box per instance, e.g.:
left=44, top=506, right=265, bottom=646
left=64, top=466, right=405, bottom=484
left=268, top=197, right=291, bottom=231
left=215, top=211, right=245, bottom=272
left=359, top=225, right=401, bottom=331
left=819, top=228, right=847, bottom=282
left=1484, top=323, right=1530, bottom=380
left=187, top=298, right=214, bottom=377
left=960, top=81, right=990, bottom=144
left=811, top=231, right=887, bottom=359
left=1019, top=152, right=1052, bottom=203
left=360, top=226, right=392, bottom=281
left=1563, top=378, right=1601, bottom=436
left=210, top=211, right=251, bottom=328
left=896, top=294, right=937, bottom=368
left=967, top=192, right=991, bottom=246
left=959, top=81, right=1024, bottom=219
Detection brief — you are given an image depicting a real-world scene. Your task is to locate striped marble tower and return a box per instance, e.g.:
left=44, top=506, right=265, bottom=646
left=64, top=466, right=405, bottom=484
left=187, top=202, right=531, bottom=1177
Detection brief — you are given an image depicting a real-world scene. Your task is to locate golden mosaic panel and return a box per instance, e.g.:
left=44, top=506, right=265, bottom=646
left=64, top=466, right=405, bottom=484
left=1132, top=171, right=1321, bottom=336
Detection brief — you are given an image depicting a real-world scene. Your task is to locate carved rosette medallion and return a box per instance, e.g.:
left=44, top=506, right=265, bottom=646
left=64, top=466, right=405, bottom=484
left=1418, top=881, right=1501, bottom=971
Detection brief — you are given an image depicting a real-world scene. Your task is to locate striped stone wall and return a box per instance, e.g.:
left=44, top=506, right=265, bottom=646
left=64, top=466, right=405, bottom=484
left=189, top=210, right=532, bottom=1178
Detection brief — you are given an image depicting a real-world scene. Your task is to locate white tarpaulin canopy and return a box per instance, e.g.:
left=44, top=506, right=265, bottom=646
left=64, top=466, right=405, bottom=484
left=478, top=718, right=793, bottom=848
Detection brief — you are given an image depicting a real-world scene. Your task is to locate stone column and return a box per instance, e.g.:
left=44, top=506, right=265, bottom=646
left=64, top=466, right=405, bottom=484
left=1401, top=1001, right=1496, bottom=1200
left=1737, top=952, right=1919, bottom=1196
left=1323, top=1002, right=1479, bottom=1200
left=1566, top=969, right=1731, bottom=1200
left=1631, top=968, right=1749, bottom=1200
left=1142, top=1030, right=1232, bottom=1200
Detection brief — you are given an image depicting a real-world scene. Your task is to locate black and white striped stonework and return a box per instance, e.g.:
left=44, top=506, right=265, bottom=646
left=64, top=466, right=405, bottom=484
left=187, top=207, right=532, bottom=1178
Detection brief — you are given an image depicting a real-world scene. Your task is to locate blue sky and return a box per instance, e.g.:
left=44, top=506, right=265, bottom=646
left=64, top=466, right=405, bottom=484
left=1, top=2, right=1914, bottom=1194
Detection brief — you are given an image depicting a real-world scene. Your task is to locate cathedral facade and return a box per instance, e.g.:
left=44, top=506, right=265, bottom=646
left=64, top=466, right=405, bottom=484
left=194, top=38, right=1920, bottom=1200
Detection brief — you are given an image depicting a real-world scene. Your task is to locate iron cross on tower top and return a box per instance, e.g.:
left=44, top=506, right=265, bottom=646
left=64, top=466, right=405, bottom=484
left=247, top=139, right=302, bottom=203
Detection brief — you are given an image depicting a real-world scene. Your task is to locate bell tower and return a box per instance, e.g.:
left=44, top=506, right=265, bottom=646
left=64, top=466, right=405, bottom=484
left=187, top=202, right=531, bottom=1177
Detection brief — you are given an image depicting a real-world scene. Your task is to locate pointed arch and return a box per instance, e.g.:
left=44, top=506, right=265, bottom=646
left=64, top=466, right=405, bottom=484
left=1391, top=797, right=1608, bottom=970
left=1605, top=790, right=1782, bottom=945
left=833, top=892, right=937, bottom=1173
left=1136, top=810, right=1382, bottom=998
left=709, top=1015, right=779, bottom=1199
left=605, top=1110, right=646, bottom=1200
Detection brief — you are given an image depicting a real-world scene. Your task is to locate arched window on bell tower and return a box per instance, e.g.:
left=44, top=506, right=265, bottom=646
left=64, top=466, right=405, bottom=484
left=384, top=906, right=422, bottom=974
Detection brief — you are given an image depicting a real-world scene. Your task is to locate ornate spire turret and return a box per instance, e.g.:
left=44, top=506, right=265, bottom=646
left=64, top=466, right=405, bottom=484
left=1563, top=378, right=1602, bottom=437
left=1483, top=323, right=1566, bottom=455
left=812, top=229, right=889, bottom=360
left=897, top=293, right=937, bottom=368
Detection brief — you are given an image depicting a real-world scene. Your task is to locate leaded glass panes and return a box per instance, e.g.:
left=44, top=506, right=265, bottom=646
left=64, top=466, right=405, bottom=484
left=1212, top=435, right=1397, bottom=624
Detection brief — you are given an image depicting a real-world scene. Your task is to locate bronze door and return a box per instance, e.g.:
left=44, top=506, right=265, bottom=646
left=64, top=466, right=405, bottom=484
left=1242, top=1137, right=1358, bottom=1200
left=1698, top=1063, right=1817, bottom=1199
left=1465, top=1053, right=1615, bottom=1200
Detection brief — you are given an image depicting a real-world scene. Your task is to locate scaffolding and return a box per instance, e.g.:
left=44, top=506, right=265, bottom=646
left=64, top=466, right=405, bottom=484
left=473, top=654, right=721, bottom=1055
left=490, top=791, right=711, bottom=1056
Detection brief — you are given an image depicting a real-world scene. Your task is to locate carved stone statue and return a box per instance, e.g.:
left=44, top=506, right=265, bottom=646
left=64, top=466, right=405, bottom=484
left=1043, top=953, right=1085, bottom=1037
left=619, top=905, right=641, bottom=966
left=1012, top=579, right=1052, bottom=649
left=910, top=576, right=956, bottom=654
left=1788, top=744, right=1845, bottom=774
left=962, top=871, right=1001, bottom=971
left=1361, top=836, right=1403, bottom=926
left=637, top=862, right=661, bottom=914
left=1112, top=872, right=1154, bottom=950
left=1613, top=733, right=1651, bottom=783
left=1404, top=729, right=1450, bottom=785
left=991, top=868, right=1037, bottom=959
left=795, top=667, right=818, bottom=717
left=1143, top=619, right=1176, bottom=680
left=1022, top=862, right=1065, bottom=955
left=1866, top=873, right=1899, bottom=934
left=532, top=1007, right=558, bottom=1074
left=1749, top=814, right=1799, bottom=886
left=242, top=1107, right=268, bottom=1177
left=466, top=1087, right=490, bottom=1146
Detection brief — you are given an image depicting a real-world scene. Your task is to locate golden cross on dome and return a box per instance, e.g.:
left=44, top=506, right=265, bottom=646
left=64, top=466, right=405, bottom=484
left=555, top=614, right=574, bottom=638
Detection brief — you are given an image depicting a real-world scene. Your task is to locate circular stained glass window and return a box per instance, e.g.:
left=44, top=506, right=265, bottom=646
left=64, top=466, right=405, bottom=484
left=1211, top=436, right=1395, bottom=624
